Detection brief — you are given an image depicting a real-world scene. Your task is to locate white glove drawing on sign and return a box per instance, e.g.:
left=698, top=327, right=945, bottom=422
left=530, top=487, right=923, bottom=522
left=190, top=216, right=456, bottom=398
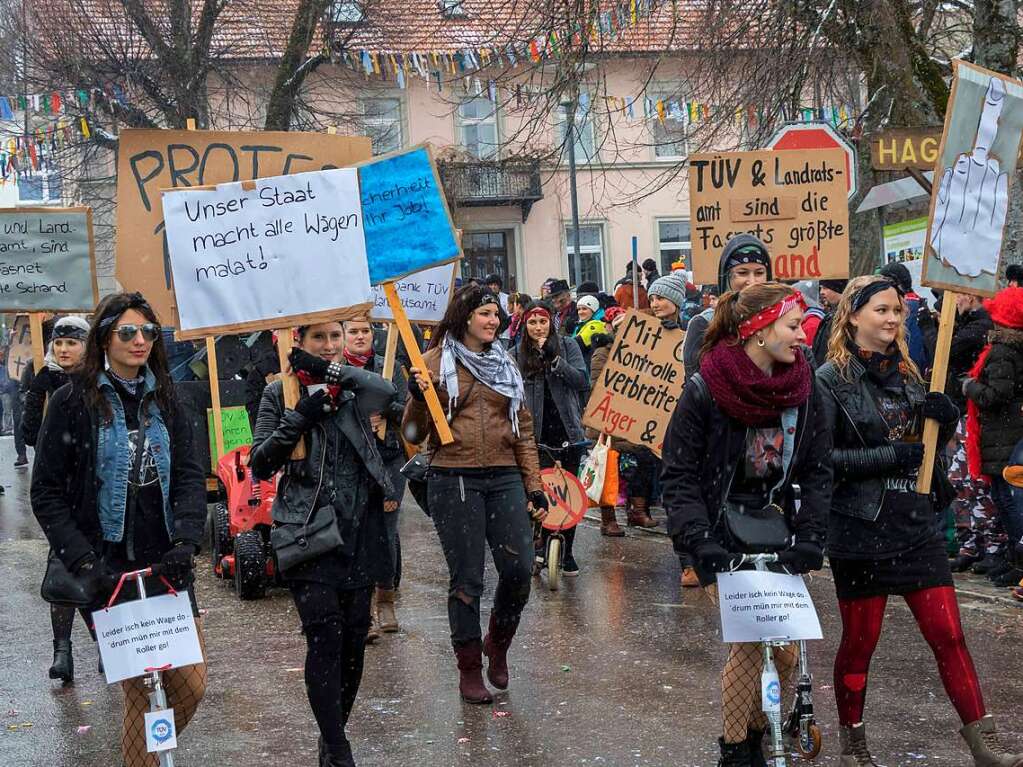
left=932, top=77, right=1010, bottom=278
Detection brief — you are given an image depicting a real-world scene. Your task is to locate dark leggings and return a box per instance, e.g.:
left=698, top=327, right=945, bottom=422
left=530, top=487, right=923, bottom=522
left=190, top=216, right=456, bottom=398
left=428, top=468, right=533, bottom=645
left=51, top=604, right=95, bottom=642
left=289, top=581, right=373, bottom=749
left=834, top=586, right=985, bottom=726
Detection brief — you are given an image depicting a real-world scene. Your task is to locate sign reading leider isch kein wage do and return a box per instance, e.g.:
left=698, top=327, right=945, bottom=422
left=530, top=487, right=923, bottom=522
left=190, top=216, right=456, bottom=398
left=162, top=168, right=372, bottom=339
left=0, top=207, right=97, bottom=311
left=688, top=148, right=849, bottom=285
left=581, top=309, right=684, bottom=458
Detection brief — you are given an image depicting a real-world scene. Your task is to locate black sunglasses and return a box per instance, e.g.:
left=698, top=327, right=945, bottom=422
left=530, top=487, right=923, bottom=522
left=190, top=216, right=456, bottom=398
left=113, top=323, right=160, bottom=343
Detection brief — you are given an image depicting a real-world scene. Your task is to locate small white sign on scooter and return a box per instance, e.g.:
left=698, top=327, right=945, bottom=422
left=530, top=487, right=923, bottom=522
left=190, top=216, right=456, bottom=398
left=93, top=592, right=203, bottom=684
left=716, top=570, right=823, bottom=643
left=144, top=709, right=178, bottom=752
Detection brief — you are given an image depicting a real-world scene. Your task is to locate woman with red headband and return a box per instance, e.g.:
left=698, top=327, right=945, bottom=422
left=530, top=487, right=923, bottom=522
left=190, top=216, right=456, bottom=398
left=818, top=275, right=1022, bottom=767
left=661, top=282, right=832, bottom=767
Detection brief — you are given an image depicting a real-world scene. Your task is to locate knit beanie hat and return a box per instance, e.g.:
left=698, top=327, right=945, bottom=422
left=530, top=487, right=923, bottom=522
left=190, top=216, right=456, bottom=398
left=648, top=272, right=688, bottom=310
left=576, top=295, right=600, bottom=315
left=878, top=262, right=913, bottom=293
left=719, top=234, right=772, bottom=293
left=52, top=315, right=90, bottom=341
left=819, top=279, right=849, bottom=295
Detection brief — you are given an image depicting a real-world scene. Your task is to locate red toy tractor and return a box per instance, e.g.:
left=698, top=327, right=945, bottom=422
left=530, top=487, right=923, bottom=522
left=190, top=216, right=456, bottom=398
left=207, top=446, right=279, bottom=600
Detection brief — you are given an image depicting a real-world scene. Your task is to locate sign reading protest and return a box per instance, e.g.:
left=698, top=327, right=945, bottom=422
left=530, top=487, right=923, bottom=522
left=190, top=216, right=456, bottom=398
left=207, top=406, right=253, bottom=471
left=871, top=127, right=943, bottom=171
left=370, top=262, right=456, bottom=324
left=716, top=570, right=823, bottom=643
left=581, top=310, right=684, bottom=457
left=161, top=168, right=372, bottom=339
left=115, top=129, right=372, bottom=324
left=0, top=207, right=96, bottom=311
left=93, top=592, right=204, bottom=684
left=688, top=148, right=850, bottom=284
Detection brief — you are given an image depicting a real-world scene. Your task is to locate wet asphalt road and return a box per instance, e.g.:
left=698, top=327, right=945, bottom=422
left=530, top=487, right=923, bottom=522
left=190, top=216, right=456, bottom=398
left=2, top=436, right=1022, bottom=767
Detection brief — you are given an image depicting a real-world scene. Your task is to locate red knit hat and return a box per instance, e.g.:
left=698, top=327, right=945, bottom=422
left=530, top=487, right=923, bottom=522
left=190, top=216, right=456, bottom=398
left=984, top=286, right=1023, bottom=329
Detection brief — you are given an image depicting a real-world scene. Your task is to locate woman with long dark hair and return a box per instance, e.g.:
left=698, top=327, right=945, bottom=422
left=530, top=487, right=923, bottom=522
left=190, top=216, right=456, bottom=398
left=818, top=275, right=1021, bottom=766
left=250, top=320, right=396, bottom=767
left=404, top=284, right=547, bottom=705
left=31, top=292, right=208, bottom=767
left=661, top=283, right=832, bottom=767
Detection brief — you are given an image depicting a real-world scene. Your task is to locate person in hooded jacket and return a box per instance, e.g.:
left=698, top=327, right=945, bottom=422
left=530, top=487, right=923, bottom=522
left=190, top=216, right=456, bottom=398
left=571, top=294, right=606, bottom=369
left=250, top=320, right=397, bottom=767
left=662, top=282, right=832, bottom=767
left=683, top=234, right=772, bottom=384
left=31, top=293, right=207, bottom=767
left=818, top=276, right=1021, bottom=767
left=22, top=316, right=92, bottom=684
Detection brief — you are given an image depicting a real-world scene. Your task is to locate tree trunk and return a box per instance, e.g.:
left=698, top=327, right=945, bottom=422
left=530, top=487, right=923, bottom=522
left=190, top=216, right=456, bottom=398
left=264, top=0, right=331, bottom=130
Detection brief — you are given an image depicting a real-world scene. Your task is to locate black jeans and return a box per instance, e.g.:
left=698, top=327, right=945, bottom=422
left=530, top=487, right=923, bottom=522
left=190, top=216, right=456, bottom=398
left=289, top=581, right=373, bottom=749
left=428, top=468, right=533, bottom=645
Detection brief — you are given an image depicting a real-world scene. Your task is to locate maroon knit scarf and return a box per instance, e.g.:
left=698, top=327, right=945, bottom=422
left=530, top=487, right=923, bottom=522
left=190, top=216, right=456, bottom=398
left=699, top=341, right=812, bottom=426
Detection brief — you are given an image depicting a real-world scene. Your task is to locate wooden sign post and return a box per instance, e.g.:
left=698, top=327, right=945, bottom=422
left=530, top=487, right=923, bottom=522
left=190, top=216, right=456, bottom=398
left=375, top=323, right=399, bottom=440
left=916, top=296, right=957, bottom=493
left=28, top=313, right=45, bottom=374
left=275, top=328, right=305, bottom=460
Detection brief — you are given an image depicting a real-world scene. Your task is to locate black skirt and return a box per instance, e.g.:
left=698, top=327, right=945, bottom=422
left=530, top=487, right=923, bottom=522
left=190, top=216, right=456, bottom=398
left=830, top=538, right=953, bottom=601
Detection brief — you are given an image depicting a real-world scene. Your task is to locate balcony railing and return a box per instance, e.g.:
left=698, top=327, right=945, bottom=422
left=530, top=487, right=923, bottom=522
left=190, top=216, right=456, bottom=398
left=438, top=160, right=543, bottom=222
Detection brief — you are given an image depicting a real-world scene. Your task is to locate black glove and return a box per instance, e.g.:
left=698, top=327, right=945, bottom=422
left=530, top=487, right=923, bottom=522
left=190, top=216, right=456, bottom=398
left=694, top=541, right=740, bottom=573
left=540, top=336, right=559, bottom=364
left=294, top=389, right=334, bottom=423
left=590, top=333, right=613, bottom=350
left=779, top=540, right=824, bottom=574
left=74, top=555, right=118, bottom=602
left=159, top=542, right=197, bottom=586
left=891, top=442, right=925, bottom=472
left=922, top=391, right=959, bottom=425
left=407, top=373, right=426, bottom=402
left=288, top=347, right=329, bottom=379
left=528, top=490, right=549, bottom=512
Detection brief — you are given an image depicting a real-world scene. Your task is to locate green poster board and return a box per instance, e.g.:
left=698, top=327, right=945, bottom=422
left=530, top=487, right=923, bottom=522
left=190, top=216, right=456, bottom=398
left=207, top=406, right=253, bottom=471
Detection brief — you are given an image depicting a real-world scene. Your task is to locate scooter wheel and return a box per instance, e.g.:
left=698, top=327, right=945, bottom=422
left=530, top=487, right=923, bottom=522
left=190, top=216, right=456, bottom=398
left=796, top=724, right=822, bottom=760
left=547, top=537, right=561, bottom=591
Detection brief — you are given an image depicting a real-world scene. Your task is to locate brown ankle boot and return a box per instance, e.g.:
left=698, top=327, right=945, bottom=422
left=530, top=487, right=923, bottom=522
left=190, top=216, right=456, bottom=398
left=600, top=506, right=625, bottom=537
left=375, top=587, right=399, bottom=633
left=453, top=640, right=493, bottom=704
left=627, top=497, right=658, bottom=528
left=366, top=591, right=381, bottom=644
left=482, top=614, right=518, bottom=690
left=960, top=716, right=1023, bottom=767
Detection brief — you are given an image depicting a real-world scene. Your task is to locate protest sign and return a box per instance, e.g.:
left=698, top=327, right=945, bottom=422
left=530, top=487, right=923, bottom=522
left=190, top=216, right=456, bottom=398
left=581, top=309, right=684, bottom=457
left=716, top=570, right=823, bottom=643
left=0, top=207, right=96, bottom=312
left=922, top=61, right=1023, bottom=297
left=6, top=314, right=32, bottom=380
left=207, top=406, right=252, bottom=471
left=115, top=128, right=372, bottom=324
left=93, top=592, right=204, bottom=684
left=370, top=261, right=456, bottom=324
left=358, top=145, right=462, bottom=284
left=161, top=168, right=372, bottom=340
left=689, top=148, right=850, bottom=284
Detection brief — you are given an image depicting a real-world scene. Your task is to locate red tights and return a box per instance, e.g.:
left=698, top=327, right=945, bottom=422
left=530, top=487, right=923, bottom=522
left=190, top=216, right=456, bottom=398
left=834, top=586, right=985, bottom=726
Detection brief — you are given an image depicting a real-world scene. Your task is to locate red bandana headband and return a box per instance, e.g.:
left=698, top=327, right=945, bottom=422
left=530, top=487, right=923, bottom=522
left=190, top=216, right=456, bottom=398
left=522, top=305, right=551, bottom=324
left=738, top=293, right=808, bottom=341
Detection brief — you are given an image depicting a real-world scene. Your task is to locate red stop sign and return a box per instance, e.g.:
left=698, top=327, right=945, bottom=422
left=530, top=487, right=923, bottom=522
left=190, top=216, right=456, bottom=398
left=767, top=122, right=858, bottom=200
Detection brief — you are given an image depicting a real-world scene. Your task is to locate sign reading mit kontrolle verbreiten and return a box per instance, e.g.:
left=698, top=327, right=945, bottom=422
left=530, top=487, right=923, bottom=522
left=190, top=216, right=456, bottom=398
left=0, top=207, right=97, bottom=312
left=688, top=148, right=849, bottom=285
left=161, top=168, right=373, bottom=340
left=581, top=309, right=684, bottom=458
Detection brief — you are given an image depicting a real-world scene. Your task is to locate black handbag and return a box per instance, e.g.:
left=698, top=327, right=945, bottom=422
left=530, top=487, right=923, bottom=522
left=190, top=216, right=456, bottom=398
left=270, top=504, right=344, bottom=573
left=40, top=550, right=95, bottom=608
left=719, top=448, right=793, bottom=554
left=400, top=452, right=432, bottom=517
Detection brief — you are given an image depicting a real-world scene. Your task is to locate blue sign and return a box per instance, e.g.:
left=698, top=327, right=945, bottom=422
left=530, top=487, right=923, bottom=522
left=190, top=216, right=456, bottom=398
left=151, top=718, right=173, bottom=743
left=359, top=147, right=460, bottom=285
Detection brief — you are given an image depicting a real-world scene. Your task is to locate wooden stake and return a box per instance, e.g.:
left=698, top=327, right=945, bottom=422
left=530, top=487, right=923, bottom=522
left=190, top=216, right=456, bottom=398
left=917, top=294, right=957, bottom=494
left=376, top=323, right=399, bottom=440
left=28, top=313, right=45, bottom=374
left=276, top=328, right=306, bottom=460
left=383, top=282, right=453, bottom=445
left=206, top=337, right=225, bottom=462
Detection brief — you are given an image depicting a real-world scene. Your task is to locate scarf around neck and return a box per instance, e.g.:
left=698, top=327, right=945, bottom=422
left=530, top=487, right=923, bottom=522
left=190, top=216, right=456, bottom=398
left=343, top=348, right=372, bottom=368
left=851, top=342, right=910, bottom=390
left=699, top=341, right=811, bottom=426
left=440, top=334, right=524, bottom=435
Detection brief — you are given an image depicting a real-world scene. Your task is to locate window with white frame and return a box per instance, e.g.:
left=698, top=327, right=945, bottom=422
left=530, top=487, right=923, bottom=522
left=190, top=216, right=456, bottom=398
left=645, top=91, right=689, bottom=159
left=565, top=224, right=605, bottom=289
left=457, top=97, right=499, bottom=159
left=360, top=97, right=403, bottom=155
left=657, top=219, right=691, bottom=273
left=328, top=0, right=364, bottom=23
left=556, top=100, right=596, bottom=163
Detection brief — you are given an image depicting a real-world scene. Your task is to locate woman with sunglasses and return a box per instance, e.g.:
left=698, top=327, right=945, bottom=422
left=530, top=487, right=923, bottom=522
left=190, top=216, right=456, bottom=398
left=31, top=292, right=208, bottom=767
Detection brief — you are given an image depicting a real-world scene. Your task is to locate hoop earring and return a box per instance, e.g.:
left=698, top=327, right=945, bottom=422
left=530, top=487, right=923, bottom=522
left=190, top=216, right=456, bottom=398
left=756, top=335, right=766, bottom=347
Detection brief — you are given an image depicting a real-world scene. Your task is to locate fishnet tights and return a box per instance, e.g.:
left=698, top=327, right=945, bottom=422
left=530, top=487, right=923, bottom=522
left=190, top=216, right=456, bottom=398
left=121, top=620, right=207, bottom=767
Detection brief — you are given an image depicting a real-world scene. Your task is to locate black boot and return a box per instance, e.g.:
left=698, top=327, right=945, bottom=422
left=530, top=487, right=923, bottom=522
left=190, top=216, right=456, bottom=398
left=717, top=737, right=753, bottom=767
left=972, top=553, right=1008, bottom=575
left=746, top=729, right=768, bottom=767
left=48, top=640, right=73, bottom=683
left=951, top=553, right=981, bottom=572
left=318, top=736, right=356, bottom=767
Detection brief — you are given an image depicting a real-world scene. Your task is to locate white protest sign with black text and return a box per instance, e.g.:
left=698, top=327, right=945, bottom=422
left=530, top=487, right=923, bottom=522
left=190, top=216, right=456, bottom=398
left=716, top=570, right=823, bottom=643
left=370, top=261, right=455, bottom=324
left=93, top=592, right=204, bottom=684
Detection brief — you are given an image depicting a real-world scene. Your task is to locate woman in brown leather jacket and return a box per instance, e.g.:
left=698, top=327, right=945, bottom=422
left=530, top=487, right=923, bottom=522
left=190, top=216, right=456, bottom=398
left=404, top=284, right=547, bottom=705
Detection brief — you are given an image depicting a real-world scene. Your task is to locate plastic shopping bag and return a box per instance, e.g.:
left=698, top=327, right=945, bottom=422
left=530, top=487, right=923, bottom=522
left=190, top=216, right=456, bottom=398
left=580, top=434, right=609, bottom=503
left=600, top=447, right=620, bottom=507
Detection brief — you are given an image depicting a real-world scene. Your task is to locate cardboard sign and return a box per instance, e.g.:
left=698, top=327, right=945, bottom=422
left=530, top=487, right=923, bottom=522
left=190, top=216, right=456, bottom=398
left=161, top=168, right=372, bottom=339
left=93, top=592, right=204, bottom=684
left=871, top=128, right=943, bottom=170
left=922, top=61, right=1023, bottom=297
left=716, top=570, right=823, bottom=643
left=689, top=148, right=850, bottom=284
left=581, top=310, right=684, bottom=457
left=0, top=207, right=97, bottom=312
left=206, top=406, right=252, bottom=471
left=144, top=710, right=177, bottom=753
left=115, top=129, right=372, bottom=324
left=6, top=314, right=32, bottom=381
left=358, top=146, right=462, bottom=284
left=369, top=262, right=456, bottom=324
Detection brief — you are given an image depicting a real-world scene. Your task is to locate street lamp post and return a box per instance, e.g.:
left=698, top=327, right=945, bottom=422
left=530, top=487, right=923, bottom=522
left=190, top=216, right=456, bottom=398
left=562, top=99, right=583, bottom=289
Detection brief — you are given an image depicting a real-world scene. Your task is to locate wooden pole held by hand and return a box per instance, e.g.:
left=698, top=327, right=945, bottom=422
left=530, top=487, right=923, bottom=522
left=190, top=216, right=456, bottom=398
left=206, top=337, right=225, bottom=462
left=276, top=328, right=306, bottom=460
left=375, top=323, right=399, bottom=440
left=917, top=294, right=957, bottom=494
left=28, top=313, right=45, bottom=374
left=383, top=282, right=453, bottom=445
